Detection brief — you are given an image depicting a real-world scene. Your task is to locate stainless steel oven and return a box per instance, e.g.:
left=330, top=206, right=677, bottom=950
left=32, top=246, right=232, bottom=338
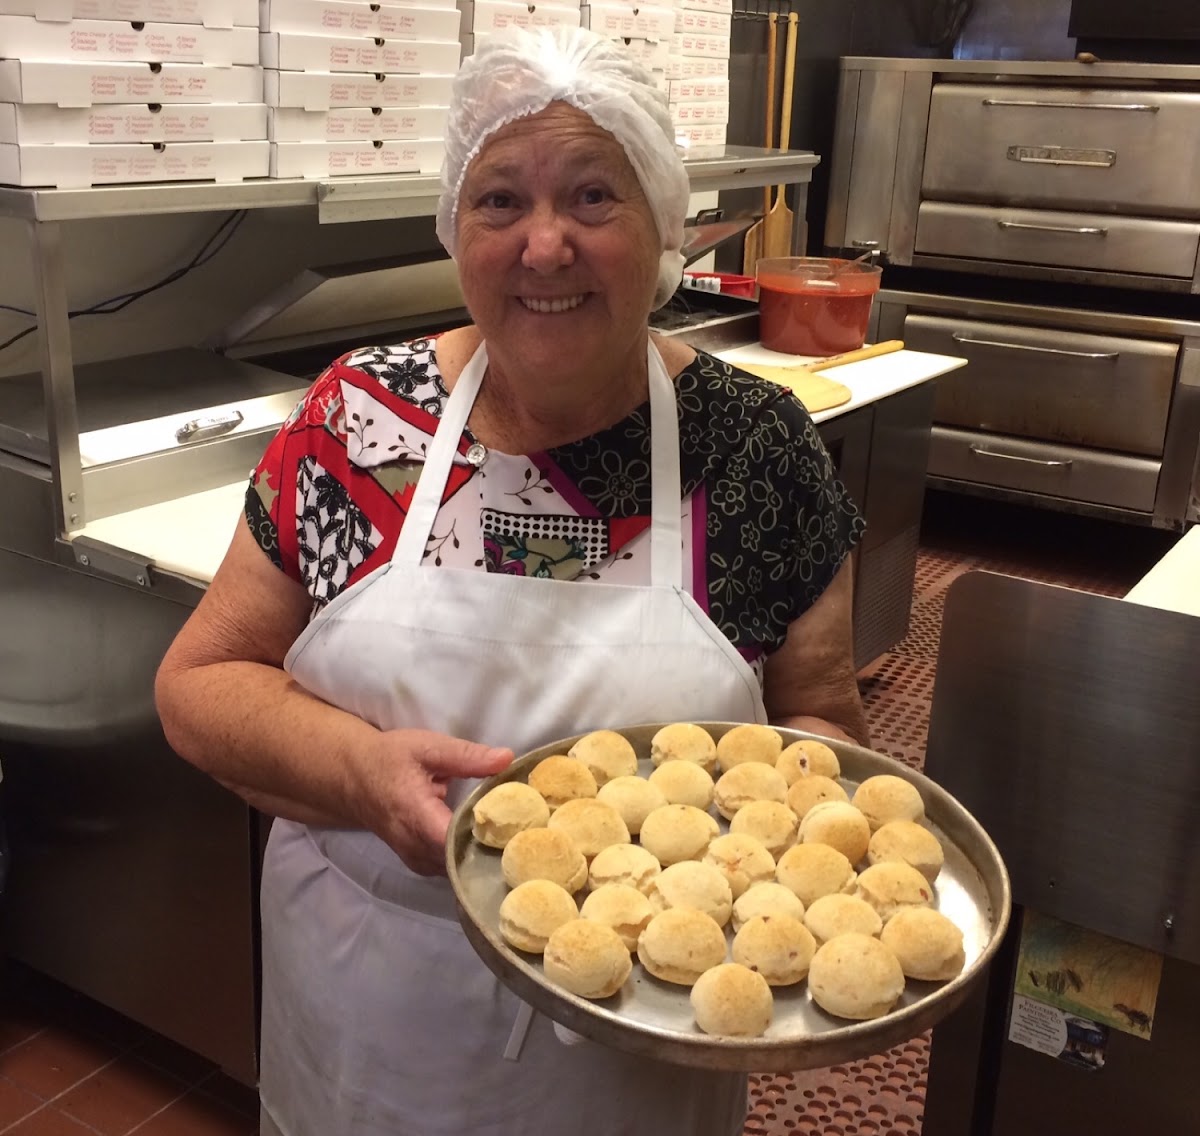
left=827, top=56, right=1200, bottom=530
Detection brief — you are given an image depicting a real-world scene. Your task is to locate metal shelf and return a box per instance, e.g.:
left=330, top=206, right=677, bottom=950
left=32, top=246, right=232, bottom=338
left=5, top=143, right=818, bottom=547
left=0, top=146, right=818, bottom=223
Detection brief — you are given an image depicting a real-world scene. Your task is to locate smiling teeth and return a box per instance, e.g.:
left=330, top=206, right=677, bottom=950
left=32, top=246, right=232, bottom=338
left=521, top=295, right=585, bottom=313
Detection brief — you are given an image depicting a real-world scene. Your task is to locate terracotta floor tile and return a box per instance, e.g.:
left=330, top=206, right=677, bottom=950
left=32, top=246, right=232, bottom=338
left=0, top=1028, right=119, bottom=1101
left=0, top=1010, right=45, bottom=1059
left=57, top=1057, right=188, bottom=1136
left=126, top=1090, right=256, bottom=1136
left=0, top=1075, right=45, bottom=1128
left=3, top=1106, right=102, bottom=1135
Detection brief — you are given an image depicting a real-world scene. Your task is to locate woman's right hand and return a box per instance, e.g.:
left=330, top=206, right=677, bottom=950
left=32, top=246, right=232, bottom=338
left=362, top=729, right=513, bottom=876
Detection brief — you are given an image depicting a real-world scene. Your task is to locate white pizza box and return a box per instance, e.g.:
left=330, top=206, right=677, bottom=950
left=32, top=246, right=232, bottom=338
left=581, top=0, right=677, bottom=9
left=678, top=0, right=729, bottom=12
left=673, top=120, right=724, bottom=148
left=668, top=97, right=726, bottom=126
left=670, top=30, right=728, bottom=58
left=609, top=33, right=668, bottom=69
left=0, top=137, right=268, bottom=186
left=0, top=58, right=262, bottom=104
left=0, top=0, right=257, bottom=27
left=265, top=67, right=451, bottom=109
left=260, top=0, right=459, bottom=41
left=665, top=75, right=726, bottom=102
left=260, top=31, right=460, bottom=72
left=269, top=135, right=442, bottom=177
left=268, top=102, right=444, bottom=140
left=0, top=99, right=266, bottom=141
left=580, top=3, right=673, bottom=39
left=0, top=15, right=259, bottom=63
left=660, top=51, right=725, bottom=79
left=460, top=0, right=580, bottom=36
left=673, top=7, right=728, bottom=34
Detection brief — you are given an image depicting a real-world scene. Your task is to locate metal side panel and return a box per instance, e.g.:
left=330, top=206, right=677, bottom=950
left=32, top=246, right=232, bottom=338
left=886, top=69, right=932, bottom=266
left=843, top=69, right=905, bottom=255
left=0, top=548, right=259, bottom=1085
left=823, top=65, right=861, bottom=253
left=925, top=571, right=1200, bottom=966
left=1155, top=337, right=1200, bottom=529
left=924, top=571, right=1200, bottom=1136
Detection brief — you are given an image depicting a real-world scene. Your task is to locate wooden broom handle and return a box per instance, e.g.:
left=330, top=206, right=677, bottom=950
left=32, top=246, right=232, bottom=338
left=774, top=12, right=798, bottom=201
left=763, top=12, right=778, bottom=218
left=803, top=340, right=905, bottom=372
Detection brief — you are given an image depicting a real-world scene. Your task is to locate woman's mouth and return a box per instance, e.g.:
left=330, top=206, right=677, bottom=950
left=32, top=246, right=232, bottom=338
left=518, top=294, right=587, bottom=314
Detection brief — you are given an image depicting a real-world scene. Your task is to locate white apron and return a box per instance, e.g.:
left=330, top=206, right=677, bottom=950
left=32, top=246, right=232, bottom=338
left=259, top=340, right=768, bottom=1136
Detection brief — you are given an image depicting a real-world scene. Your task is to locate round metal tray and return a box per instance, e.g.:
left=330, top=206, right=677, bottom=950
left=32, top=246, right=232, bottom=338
left=447, top=723, right=1011, bottom=1072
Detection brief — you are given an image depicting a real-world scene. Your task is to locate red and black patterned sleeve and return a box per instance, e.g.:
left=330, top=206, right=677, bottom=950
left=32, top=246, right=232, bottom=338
left=243, top=365, right=346, bottom=583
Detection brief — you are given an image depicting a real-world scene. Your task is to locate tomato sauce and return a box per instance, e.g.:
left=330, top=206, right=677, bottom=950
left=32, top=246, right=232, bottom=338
left=757, top=264, right=881, bottom=356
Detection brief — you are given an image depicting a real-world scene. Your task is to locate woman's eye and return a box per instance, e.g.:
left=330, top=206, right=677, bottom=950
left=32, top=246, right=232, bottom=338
left=479, top=191, right=516, bottom=210
left=579, top=186, right=611, bottom=206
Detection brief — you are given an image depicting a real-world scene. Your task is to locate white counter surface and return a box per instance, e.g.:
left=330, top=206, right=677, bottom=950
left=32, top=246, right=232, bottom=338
left=1123, top=525, right=1200, bottom=617
left=714, top=344, right=965, bottom=425
left=74, top=346, right=967, bottom=587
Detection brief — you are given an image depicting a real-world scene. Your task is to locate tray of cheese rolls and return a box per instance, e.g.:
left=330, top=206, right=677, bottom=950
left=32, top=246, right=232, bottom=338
left=446, top=722, right=1010, bottom=1072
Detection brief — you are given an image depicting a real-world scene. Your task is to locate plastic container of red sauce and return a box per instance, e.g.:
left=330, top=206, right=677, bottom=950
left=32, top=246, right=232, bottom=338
left=756, top=257, right=883, bottom=356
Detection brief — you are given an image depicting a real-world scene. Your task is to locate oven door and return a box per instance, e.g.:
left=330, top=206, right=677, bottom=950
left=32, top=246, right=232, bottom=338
left=904, top=313, right=1178, bottom=457
left=922, top=84, right=1200, bottom=218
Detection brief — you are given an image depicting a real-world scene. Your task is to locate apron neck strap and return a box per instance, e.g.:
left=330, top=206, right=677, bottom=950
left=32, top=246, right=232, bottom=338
left=646, top=342, right=683, bottom=588
left=392, top=337, right=684, bottom=589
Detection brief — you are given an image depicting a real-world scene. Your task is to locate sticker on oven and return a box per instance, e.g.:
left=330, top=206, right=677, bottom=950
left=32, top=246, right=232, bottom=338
left=1009, top=996, right=1109, bottom=1071
left=1011, top=909, right=1161, bottom=1039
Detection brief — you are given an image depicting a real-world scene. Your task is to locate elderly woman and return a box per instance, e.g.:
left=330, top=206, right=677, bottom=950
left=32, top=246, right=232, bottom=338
left=156, top=26, right=868, bottom=1136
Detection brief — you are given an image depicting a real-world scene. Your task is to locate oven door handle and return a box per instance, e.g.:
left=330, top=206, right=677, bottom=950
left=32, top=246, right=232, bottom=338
left=997, top=220, right=1108, bottom=236
left=982, top=98, right=1161, bottom=113
left=968, top=445, right=1073, bottom=470
left=950, top=333, right=1120, bottom=361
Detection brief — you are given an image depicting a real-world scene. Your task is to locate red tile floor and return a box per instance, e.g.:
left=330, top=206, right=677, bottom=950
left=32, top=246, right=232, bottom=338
left=0, top=491, right=1181, bottom=1136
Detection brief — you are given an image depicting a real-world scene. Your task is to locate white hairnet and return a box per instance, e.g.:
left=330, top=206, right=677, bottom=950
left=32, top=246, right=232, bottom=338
left=435, top=26, right=690, bottom=310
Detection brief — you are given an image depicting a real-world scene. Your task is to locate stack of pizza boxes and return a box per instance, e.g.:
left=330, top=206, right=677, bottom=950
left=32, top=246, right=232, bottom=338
left=458, top=0, right=581, bottom=59
left=577, top=0, right=729, bottom=154
left=260, top=0, right=462, bottom=178
left=0, top=0, right=268, bottom=187
left=664, top=0, right=730, bottom=155
left=579, top=0, right=672, bottom=82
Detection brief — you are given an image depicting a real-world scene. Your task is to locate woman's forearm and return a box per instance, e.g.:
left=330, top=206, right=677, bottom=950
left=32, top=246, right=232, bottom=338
left=770, top=713, right=870, bottom=749
left=156, top=658, right=378, bottom=829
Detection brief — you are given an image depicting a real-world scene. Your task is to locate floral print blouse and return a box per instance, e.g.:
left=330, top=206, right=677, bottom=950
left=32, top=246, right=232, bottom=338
left=245, top=339, right=865, bottom=663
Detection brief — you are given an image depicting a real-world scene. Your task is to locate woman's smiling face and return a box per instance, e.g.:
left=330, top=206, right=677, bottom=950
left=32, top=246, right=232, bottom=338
left=455, top=102, right=662, bottom=383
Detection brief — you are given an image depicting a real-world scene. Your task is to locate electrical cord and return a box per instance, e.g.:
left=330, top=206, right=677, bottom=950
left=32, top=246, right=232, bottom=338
left=0, top=209, right=248, bottom=355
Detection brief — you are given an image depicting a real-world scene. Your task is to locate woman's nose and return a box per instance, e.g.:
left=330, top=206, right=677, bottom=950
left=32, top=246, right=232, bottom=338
left=521, top=206, right=575, bottom=273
